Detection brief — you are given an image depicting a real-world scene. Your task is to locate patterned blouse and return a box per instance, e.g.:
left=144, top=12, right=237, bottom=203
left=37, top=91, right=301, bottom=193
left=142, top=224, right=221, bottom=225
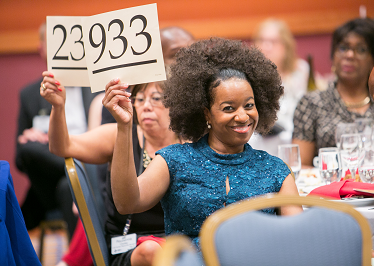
left=156, top=134, right=290, bottom=249
left=292, top=83, right=374, bottom=158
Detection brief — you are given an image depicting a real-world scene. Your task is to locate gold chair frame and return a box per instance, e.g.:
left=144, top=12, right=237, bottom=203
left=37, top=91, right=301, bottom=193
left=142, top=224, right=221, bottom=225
left=64, top=157, right=106, bottom=266
left=153, top=234, right=198, bottom=266
left=200, top=194, right=372, bottom=266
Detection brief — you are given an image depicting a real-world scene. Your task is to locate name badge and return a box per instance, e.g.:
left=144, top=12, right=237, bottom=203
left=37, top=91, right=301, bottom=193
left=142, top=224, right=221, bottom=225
left=111, top=233, right=137, bottom=255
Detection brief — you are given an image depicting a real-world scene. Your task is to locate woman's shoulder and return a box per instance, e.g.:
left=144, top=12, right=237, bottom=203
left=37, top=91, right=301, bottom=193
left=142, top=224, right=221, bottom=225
left=251, top=148, right=286, bottom=165
left=249, top=148, right=291, bottom=179
left=156, top=141, right=192, bottom=156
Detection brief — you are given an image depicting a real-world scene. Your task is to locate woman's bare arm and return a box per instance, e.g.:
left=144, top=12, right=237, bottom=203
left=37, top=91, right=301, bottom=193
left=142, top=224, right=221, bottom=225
left=103, top=78, right=170, bottom=214
left=40, top=71, right=116, bottom=164
left=292, top=138, right=315, bottom=168
left=278, top=174, right=303, bottom=216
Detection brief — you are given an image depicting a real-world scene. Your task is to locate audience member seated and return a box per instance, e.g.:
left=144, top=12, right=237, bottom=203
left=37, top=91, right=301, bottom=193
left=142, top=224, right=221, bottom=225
left=15, top=22, right=98, bottom=237
left=292, top=18, right=374, bottom=167
left=106, top=38, right=303, bottom=253
left=0, top=160, right=41, bottom=266
left=53, top=26, right=194, bottom=266
left=248, top=18, right=309, bottom=156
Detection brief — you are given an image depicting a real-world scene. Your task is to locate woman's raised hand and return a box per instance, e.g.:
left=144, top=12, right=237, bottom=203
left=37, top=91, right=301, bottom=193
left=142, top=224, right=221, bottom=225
left=40, top=71, right=65, bottom=107
left=102, top=78, right=132, bottom=125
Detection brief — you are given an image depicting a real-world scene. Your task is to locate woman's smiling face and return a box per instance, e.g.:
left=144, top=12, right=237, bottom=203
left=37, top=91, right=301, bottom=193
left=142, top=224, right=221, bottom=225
left=205, top=77, right=259, bottom=154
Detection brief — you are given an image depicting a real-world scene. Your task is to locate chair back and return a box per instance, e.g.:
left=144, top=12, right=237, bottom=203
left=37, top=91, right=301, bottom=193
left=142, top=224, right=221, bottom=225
left=0, top=160, right=41, bottom=266
left=153, top=234, right=204, bottom=266
left=64, top=158, right=109, bottom=266
left=200, top=195, right=372, bottom=266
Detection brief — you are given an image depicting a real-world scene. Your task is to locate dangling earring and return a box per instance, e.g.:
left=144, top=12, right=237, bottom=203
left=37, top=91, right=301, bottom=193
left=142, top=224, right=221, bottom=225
left=207, top=121, right=211, bottom=129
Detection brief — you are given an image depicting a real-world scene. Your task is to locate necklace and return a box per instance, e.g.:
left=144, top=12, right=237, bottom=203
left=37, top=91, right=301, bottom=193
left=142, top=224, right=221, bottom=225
left=344, top=96, right=371, bottom=109
left=143, top=149, right=152, bottom=168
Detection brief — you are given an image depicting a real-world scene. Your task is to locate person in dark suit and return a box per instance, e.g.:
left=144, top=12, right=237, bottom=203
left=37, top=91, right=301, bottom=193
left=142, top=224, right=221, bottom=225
left=15, top=23, right=98, bottom=237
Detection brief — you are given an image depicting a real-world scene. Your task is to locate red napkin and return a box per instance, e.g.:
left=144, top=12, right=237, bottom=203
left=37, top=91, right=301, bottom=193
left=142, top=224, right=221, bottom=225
left=307, top=179, right=374, bottom=200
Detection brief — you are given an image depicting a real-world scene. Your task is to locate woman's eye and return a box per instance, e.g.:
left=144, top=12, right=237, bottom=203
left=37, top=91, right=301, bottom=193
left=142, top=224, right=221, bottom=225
left=245, top=103, right=254, bottom=109
left=223, top=106, right=233, bottom=111
left=136, top=97, right=144, bottom=102
left=152, top=97, right=162, bottom=102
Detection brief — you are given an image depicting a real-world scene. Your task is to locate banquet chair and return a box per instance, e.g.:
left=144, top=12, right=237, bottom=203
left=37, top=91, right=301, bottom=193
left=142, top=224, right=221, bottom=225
left=200, top=194, right=372, bottom=266
left=153, top=234, right=204, bottom=266
left=0, top=160, right=41, bottom=266
left=64, top=158, right=109, bottom=266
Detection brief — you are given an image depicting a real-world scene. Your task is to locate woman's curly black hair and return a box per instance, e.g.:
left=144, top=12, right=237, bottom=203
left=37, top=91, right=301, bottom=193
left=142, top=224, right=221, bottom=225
left=163, top=37, right=284, bottom=142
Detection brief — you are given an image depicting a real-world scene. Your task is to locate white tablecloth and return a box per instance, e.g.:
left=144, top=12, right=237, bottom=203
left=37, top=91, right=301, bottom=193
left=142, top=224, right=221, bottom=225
left=296, top=168, right=374, bottom=250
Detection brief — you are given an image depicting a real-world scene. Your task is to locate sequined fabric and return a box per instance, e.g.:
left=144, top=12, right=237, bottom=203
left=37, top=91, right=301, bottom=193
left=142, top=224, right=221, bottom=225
left=156, top=134, right=290, bottom=249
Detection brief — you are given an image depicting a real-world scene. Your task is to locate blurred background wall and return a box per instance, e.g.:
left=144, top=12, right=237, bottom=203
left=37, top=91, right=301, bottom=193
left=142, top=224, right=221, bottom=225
left=0, top=0, right=373, bottom=203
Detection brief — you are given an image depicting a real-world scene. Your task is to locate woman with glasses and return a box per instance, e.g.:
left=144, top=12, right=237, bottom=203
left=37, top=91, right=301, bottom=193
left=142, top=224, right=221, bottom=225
left=40, top=74, right=181, bottom=265
left=292, top=18, right=374, bottom=167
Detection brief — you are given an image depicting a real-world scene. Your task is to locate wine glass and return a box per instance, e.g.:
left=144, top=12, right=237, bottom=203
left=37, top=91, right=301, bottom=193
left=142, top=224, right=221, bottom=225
left=335, top=122, right=358, bottom=149
left=278, top=144, right=301, bottom=180
left=355, top=118, right=374, bottom=150
left=318, top=147, right=342, bottom=185
left=359, top=148, right=374, bottom=183
left=339, top=133, right=364, bottom=179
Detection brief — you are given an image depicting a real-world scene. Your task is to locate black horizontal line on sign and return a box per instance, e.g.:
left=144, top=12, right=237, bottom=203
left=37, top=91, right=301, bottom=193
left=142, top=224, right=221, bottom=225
left=93, top=59, right=157, bottom=74
left=52, top=67, right=88, bottom=70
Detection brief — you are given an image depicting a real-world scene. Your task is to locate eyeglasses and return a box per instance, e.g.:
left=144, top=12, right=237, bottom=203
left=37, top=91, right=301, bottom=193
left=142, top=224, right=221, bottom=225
left=335, top=43, right=369, bottom=59
left=131, top=92, right=164, bottom=107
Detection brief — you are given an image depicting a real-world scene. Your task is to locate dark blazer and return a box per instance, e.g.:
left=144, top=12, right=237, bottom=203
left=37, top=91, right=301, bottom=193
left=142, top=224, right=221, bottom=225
left=15, top=77, right=98, bottom=170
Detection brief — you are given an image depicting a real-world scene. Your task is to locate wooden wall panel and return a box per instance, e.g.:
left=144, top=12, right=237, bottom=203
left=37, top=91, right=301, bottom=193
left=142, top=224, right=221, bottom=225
left=0, top=0, right=373, bottom=54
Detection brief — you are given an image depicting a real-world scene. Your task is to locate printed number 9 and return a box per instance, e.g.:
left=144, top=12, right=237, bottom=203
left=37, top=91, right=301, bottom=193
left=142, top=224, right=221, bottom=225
left=89, top=23, right=106, bottom=64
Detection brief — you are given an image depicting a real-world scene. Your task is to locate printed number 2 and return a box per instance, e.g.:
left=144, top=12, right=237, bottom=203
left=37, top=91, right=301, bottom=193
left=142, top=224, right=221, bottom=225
left=89, top=15, right=152, bottom=64
left=52, top=24, right=85, bottom=61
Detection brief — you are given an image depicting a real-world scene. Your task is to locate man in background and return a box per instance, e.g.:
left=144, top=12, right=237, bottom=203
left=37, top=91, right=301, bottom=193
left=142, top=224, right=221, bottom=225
left=15, top=23, right=98, bottom=238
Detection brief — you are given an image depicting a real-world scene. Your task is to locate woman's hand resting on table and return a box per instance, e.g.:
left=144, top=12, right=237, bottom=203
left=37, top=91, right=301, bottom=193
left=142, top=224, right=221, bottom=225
left=102, top=78, right=132, bottom=125
left=40, top=71, right=65, bottom=108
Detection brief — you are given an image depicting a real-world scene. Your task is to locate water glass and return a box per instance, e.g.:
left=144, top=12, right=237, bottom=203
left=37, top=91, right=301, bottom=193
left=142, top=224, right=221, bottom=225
left=278, top=144, right=301, bottom=180
left=318, top=147, right=342, bottom=185
left=339, top=133, right=364, bottom=179
left=335, top=122, right=358, bottom=149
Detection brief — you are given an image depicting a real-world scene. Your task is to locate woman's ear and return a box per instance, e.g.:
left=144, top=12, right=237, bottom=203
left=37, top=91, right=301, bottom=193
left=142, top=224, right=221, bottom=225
left=204, top=107, right=211, bottom=123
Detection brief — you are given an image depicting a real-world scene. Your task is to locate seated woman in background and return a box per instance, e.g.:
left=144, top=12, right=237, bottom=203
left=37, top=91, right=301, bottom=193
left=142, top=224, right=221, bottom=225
left=292, top=18, right=374, bottom=167
left=249, top=18, right=309, bottom=156
left=40, top=77, right=179, bottom=266
left=106, top=38, right=303, bottom=250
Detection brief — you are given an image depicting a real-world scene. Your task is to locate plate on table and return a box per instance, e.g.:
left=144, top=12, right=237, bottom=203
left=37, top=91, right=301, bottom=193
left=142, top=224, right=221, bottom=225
left=332, top=197, right=374, bottom=207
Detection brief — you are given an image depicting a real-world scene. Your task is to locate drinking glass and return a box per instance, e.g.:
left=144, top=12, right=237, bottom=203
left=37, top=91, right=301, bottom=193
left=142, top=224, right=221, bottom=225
left=355, top=118, right=374, bottom=150
left=318, top=147, right=342, bottom=185
left=335, top=122, right=358, bottom=149
left=359, top=148, right=374, bottom=183
left=278, top=144, right=301, bottom=180
left=339, top=133, right=364, bottom=179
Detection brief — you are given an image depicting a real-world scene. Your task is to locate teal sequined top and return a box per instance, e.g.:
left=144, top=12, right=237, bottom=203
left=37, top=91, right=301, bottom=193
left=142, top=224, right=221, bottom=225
left=156, top=134, right=290, bottom=248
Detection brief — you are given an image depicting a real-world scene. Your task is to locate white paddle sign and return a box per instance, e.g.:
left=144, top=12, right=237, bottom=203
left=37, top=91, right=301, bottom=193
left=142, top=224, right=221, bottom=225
left=82, top=3, right=166, bottom=93
left=46, top=16, right=90, bottom=87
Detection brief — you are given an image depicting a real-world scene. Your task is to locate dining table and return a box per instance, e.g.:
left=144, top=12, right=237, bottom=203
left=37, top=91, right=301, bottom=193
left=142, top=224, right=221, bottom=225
left=296, top=168, right=374, bottom=258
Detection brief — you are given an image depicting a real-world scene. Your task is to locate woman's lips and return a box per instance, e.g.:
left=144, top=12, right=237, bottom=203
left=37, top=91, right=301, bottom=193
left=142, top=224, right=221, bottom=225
left=142, top=118, right=155, bottom=123
left=232, top=124, right=251, bottom=134
left=341, top=65, right=355, bottom=73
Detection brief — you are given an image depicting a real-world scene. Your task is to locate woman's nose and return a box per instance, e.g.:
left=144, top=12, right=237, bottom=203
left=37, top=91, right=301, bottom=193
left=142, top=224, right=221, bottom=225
left=235, top=109, right=249, bottom=123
